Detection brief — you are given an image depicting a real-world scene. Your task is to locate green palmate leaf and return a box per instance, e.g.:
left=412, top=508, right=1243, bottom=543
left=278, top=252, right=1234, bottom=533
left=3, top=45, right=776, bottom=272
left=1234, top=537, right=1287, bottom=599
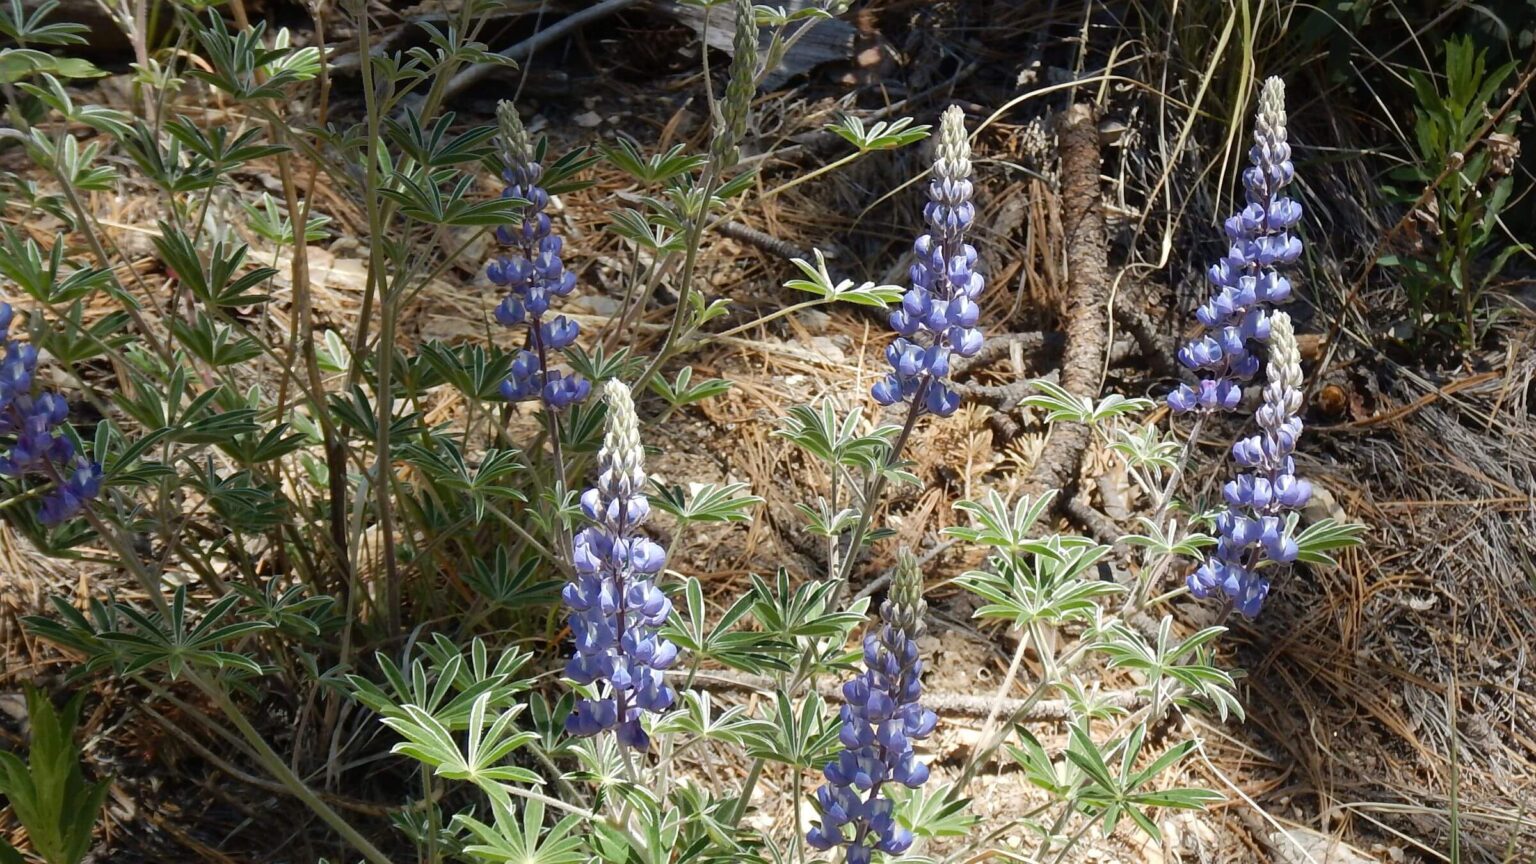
left=241, top=192, right=332, bottom=246
left=466, top=547, right=563, bottom=607
left=1024, top=378, right=1154, bottom=426
left=890, top=782, right=978, bottom=838
left=825, top=115, right=931, bottom=152
left=1121, top=516, right=1215, bottom=561
left=0, top=227, right=118, bottom=304
left=748, top=568, right=868, bottom=645
left=650, top=366, right=733, bottom=410
left=153, top=224, right=274, bottom=308
left=456, top=795, right=588, bottom=864
left=776, top=401, right=900, bottom=472
left=381, top=168, right=527, bottom=226
left=387, top=109, right=496, bottom=167
left=663, top=576, right=791, bottom=674
left=649, top=481, right=762, bottom=524
left=190, top=16, right=319, bottom=100
left=945, top=488, right=1056, bottom=551
left=0, top=49, right=104, bottom=83
left=0, top=0, right=90, bottom=45
left=95, top=587, right=271, bottom=679
left=784, top=251, right=904, bottom=308
left=1293, top=516, right=1367, bottom=566
left=653, top=690, right=755, bottom=746
left=956, top=535, right=1119, bottom=628
left=739, top=691, right=840, bottom=768
left=601, top=138, right=707, bottom=185
left=347, top=635, right=531, bottom=729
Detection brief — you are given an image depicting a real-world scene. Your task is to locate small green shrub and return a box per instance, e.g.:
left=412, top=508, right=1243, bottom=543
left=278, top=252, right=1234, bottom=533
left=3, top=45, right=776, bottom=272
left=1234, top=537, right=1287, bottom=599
left=1380, top=36, right=1527, bottom=348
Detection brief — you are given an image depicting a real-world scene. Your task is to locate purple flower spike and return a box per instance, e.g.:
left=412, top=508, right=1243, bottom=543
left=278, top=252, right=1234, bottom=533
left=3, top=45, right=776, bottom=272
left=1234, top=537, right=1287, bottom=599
left=808, top=550, right=934, bottom=862
left=562, top=380, right=677, bottom=749
left=489, top=101, right=587, bottom=409
left=872, top=106, right=983, bottom=417
left=1192, top=311, right=1309, bottom=617
left=1168, top=77, right=1300, bottom=417
left=0, top=302, right=102, bottom=526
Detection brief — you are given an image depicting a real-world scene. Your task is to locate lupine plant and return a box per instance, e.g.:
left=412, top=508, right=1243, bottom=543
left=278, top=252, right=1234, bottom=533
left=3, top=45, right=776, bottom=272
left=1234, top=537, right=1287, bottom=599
left=1167, top=77, right=1300, bottom=415
left=563, top=380, right=678, bottom=747
left=0, top=0, right=1367, bottom=861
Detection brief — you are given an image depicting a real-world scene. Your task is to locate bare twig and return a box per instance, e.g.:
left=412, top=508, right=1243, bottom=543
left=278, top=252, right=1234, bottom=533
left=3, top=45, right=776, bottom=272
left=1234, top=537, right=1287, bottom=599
left=442, top=0, right=646, bottom=100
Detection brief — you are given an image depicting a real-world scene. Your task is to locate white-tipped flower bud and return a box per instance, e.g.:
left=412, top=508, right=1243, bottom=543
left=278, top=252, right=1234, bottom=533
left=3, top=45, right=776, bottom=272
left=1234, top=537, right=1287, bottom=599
left=934, top=105, right=972, bottom=185
left=1265, top=311, right=1303, bottom=415
left=601, top=379, right=646, bottom=492
left=882, top=547, right=928, bottom=640
left=1256, top=77, right=1287, bottom=146
left=496, top=100, right=534, bottom=173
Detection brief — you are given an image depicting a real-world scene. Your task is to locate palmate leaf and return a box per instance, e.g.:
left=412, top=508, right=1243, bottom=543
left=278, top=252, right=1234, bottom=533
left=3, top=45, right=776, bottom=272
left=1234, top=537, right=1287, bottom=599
left=748, top=569, right=868, bottom=645
left=649, top=481, right=762, bottom=524
left=945, top=488, right=1056, bottom=551
left=383, top=694, right=540, bottom=792
left=381, top=168, right=527, bottom=226
left=456, top=795, right=587, bottom=864
left=601, top=137, right=707, bottom=185
left=348, top=636, right=531, bottom=731
left=784, top=251, right=904, bottom=308
left=0, top=0, right=90, bottom=45
left=1293, top=516, right=1366, bottom=566
left=652, top=690, right=755, bottom=746
left=1023, top=378, right=1153, bottom=426
left=466, top=547, right=563, bottom=607
left=153, top=223, right=274, bottom=308
left=825, top=115, right=931, bottom=152
left=890, top=782, right=978, bottom=839
left=664, top=576, right=792, bottom=674
left=1065, top=721, right=1221, bottom=844
left=93, top=587, right=271, bottom=678
left=956, top=537, right=1119, bottom=628
left=739, top=691, right=840, bottom=768
left=775, top=401, right=898, bottom=472
left=650, top=366, right=733, bottom=410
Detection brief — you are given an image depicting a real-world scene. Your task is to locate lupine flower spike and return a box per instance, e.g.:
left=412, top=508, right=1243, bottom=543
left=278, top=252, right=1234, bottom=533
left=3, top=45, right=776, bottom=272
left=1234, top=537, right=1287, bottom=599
left=1190, top=312, right=1311, bottom=616
left=872, top=105, right=983, bottom=418
left=562, top=380, right=677, bottom=748
left=489, top=101, right=590, bottom=408
left=1168, top=77, right=1301, bottom=415
left=0, top=303, right=102, bottom=525
left=808, top=549, right=937, bottom=864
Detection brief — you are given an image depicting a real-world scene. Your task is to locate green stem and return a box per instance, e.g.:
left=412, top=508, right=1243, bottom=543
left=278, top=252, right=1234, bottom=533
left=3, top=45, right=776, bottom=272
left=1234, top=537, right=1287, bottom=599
left=632, top=167, right=721, bottom=396
left=761, top=150, right=864, bottom=201
left=185, top=669, right=393, bottom=864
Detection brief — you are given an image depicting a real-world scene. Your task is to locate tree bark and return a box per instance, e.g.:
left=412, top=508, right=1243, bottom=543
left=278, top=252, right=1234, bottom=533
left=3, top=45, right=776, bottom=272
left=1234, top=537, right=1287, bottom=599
left=1023, top=103, right=1110, bottom=498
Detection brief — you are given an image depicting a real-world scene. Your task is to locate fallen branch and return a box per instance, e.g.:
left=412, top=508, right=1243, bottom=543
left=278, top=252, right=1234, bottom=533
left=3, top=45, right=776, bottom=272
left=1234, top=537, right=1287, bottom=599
left=1020, top=103, right=1109, bottom=497
left=443, top=0, right=645, bottom=100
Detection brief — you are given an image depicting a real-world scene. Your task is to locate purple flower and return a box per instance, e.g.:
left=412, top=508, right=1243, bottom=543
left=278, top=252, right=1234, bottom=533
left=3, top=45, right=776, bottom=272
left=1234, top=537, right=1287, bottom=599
left=872, top=106, right=982, bottom=419
left=562, top=380, right=676, bottom=748
left=0, top=302, right=102, bottom=525
left=489, top=101, right=587, bottom=408
left=1189, top=312, right=1310, bottom=617
left=1168, top=77, right=1301, bottom=416
left=808, top=551, right=935, bottom=862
